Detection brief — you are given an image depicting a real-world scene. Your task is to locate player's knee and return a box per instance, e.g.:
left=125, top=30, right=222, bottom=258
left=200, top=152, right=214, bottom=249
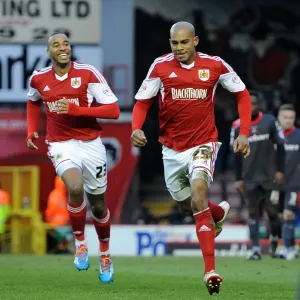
left=191, top=179, right=207, bottom=198
left=68, top=183, right=84, bottom=202
left=283, top=209, right=295, bottom=221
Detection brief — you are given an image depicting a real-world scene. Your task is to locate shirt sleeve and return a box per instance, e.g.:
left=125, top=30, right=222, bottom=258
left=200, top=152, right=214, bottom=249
left=218, top=59, right=246, bottom=93
left=87, top=66, right=118, bottom=104
left=27, top=73, right=42, bottom=101
left=135, top=59, right=162, bottom=100
left=271, top=119, right=286, bottom=145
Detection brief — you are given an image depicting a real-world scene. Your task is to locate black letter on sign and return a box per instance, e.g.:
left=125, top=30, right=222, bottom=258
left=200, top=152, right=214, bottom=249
left=52, top=0, right=60, bottom=17
left=64, top=0, right=72, bottom=17
left=77, top=1, right=89, bottom=18
left=8, top=45, right=27, bottom=89
left=27, top=0, right=40, bottom=17
left=7, top=45, right=41, bottom=89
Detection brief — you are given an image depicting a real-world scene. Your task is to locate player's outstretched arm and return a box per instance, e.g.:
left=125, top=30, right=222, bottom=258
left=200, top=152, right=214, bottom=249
left=26, top=100, right=42, bottom=150
left=56, top=99, right=120, bottom=119
left=56, top=67, right=120, bottom=119
left=131, top=99, right=153, bottom=147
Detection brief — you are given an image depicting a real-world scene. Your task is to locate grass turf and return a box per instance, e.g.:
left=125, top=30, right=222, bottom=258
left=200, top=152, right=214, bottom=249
left=0, top=255, right=298, bottom=300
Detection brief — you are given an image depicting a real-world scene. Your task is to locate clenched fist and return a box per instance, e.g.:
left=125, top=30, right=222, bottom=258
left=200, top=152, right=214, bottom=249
left=233, top=134, right=251, bottom=158
left=131, top=129, right=147, bottom=147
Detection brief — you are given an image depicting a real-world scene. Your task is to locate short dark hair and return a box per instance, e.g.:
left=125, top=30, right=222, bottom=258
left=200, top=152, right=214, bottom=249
left=279, top=104, right=295, bottom=112
left=49, top=32, right=70, bottom=39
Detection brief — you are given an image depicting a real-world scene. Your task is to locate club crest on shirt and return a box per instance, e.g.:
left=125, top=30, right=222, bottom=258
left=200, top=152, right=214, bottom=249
left=138, top=83, right=147, bottom=92
left=198, top=69, right=210, bottom=81
left=102, top=86, right=113, bottom=96
left=71, top=77, right=81, bottom=88
left=232, top=75, right=241, bottom=84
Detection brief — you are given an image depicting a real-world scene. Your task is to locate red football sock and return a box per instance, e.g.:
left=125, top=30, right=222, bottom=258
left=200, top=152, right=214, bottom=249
left=194, top=208, right=215, bottom=274
left=208, top=201, right=224, bottom=223
left=92, top=208, right=111, bottom=253
left=67, top=200, right=87, bottom=242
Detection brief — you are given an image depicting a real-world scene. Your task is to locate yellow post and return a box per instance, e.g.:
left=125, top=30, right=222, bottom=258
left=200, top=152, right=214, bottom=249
left=0, top=166, right=48, bottom=255
left=30, top=167, right=39, bottom=212
left=11, top=169, right=21, bottom=254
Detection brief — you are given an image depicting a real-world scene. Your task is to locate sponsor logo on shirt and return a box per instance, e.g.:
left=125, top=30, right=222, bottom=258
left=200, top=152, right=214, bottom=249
left=171, top=88, right=207, bottom=100
left=43, top=85, right=50, bottom=92
left=71, top=77, right=81, bottom=88
left=284, top=144, right=299, bottom=151
left=168, top=72, right=177, bottom=78
left=46, top=98, right=80, bottom=112
left=248, top=133, right=270, bottom=143
left=198, top=69, right=210, bottom=81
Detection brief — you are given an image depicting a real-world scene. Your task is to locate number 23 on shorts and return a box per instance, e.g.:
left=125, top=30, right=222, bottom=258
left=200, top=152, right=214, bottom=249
left=96, top=163, right=107, bottom=179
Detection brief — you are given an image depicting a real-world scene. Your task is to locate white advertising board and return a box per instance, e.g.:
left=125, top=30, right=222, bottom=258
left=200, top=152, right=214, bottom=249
left=0, top=0, right=101, bottom=44
left=85, top=225, right=249, bottom=256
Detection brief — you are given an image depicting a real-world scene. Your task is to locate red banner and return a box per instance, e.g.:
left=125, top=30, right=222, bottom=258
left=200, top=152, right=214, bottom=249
left=0, top=110, right=138, bottom=224
left=102, top=120, right=139, bottom=223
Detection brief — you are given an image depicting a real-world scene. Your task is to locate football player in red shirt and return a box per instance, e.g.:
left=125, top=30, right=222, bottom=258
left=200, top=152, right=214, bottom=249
left=26, top=33, right=119, bottom=284
left=131, top=22, right=251, bottom=295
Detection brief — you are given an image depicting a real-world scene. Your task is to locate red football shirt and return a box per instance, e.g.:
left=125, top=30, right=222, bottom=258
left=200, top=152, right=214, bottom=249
left=135, top=52, right=246, bottom=151
left=27, top=62, right=118, bottom=142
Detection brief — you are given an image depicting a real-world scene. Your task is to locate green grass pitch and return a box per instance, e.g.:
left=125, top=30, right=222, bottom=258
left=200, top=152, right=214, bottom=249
left=0, top=255, right=298, bottom=300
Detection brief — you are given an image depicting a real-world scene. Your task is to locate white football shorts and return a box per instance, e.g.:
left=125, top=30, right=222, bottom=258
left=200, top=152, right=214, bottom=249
left=47, top=137, right=107, bottom=195
left=162, top=142, right=221, bottom=201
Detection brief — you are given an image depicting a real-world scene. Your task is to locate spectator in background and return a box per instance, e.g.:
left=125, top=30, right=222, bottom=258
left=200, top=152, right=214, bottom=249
left=231, top=91, right=285, bottom=260
left=136, top=206, right=158, bottom=225
left=277, top=104, right=300, bottom=260
left=0, top=182, right=10, bottom=251
left=45, top=176, right=72, bottom=254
